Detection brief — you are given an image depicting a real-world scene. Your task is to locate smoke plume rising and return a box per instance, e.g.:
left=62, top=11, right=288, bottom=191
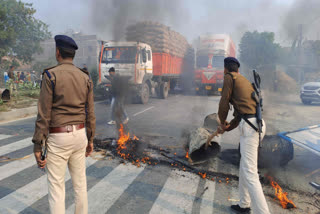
left=283, top=0, right=320, bottom=41
left=89, top=0, right=190, bottom=41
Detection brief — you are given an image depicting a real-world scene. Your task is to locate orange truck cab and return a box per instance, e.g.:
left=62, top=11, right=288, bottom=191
left=194, top=34, right=236, bottom=94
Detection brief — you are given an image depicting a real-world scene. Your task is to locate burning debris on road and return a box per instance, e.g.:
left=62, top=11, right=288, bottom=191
left=94, top=124, right=237, bottom=183
left=267, top=176, right=296, bottom=209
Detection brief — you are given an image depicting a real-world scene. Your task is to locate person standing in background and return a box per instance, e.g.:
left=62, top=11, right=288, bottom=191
left=19, top=72, right=26, bottom=82
left=8, top=66, right=15, bottom=80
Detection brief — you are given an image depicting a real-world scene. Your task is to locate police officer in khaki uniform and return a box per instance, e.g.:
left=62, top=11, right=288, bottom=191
left=218, top=57, right=270, bottom=214
left=32, top=35, right=96, bottom=214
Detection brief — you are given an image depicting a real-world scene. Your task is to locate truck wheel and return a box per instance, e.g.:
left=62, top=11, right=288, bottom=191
left=302, top=99, right=312, bottom=105
left=139, top=83, right=149, bottom=104
left=160, top=82, right=169, bottom=99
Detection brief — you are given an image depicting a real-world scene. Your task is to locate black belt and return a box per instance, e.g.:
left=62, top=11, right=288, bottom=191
left=242, top=114, right=256, bottom=119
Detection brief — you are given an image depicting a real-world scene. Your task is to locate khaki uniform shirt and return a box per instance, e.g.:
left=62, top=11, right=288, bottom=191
left=218, top=72, right=256, bottom=131
left=32, top=60, right=96, bottom=152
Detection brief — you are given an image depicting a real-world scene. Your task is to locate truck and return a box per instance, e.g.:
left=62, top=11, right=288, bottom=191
left=98, top=22, right=194, bottom=104
left=194, top=34, right=236, bottom=94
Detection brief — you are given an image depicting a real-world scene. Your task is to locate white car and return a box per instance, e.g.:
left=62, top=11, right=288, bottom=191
left=300, top=79, right=320, bottom=104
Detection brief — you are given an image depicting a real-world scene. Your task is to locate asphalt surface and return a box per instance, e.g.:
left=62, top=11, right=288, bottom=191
left=0, top=94, right=319, bottom=214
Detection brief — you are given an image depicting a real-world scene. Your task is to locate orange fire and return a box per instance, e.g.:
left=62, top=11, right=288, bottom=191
left=116, top=125, right=152, bottom=167
left=198, top=172, right=207, bottom=179
left=117, top=124, right=130, bottom=150
left=117, top=124, right=139, bottom=160
left=267, top=176, right=296, bottom=209
left=185, top=151, right=189, bottom=159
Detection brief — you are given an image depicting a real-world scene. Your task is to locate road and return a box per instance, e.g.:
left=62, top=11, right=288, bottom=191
left=0, top=94, right=319, bottom=214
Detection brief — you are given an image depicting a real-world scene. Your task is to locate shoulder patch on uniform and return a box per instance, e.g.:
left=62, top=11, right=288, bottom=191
left=42, top=65, right=58, bottom=75
left=77, top=67, right=90, bottom=76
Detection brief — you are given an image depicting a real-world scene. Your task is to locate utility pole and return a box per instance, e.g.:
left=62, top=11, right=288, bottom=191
left=298, top=24, right=304, bottom=84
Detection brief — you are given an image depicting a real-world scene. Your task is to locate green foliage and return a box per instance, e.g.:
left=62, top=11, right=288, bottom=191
left=18, top=81, right=40, bottom=90
left=89, top=66, right=99, bottom=89
left=0, top=0, right=51, bottom=65
left=0, top=99, right=3, bottom=105
left=18, top=89, right=40, bottom=98
left=239, top=31, right=280, bottom=69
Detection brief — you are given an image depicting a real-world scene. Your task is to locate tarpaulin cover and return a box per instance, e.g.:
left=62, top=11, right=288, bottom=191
left=278, top=125, right=320, bottom=157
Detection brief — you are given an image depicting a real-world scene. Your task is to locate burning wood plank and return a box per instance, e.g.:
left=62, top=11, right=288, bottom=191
left=267, top=176, right=296, bottom=209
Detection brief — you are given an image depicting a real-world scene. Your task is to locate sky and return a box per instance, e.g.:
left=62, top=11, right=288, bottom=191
left=23, top=0, right=313, bottom=47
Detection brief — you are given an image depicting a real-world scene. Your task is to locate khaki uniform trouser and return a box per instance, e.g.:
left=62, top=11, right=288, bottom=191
left=239, top=118, right=270, bottom=214
left=46, top=126, right=88, bottom=214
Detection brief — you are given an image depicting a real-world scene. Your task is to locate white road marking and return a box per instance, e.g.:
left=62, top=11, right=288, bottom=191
left=229, top=167, right=240, bottom=204
left=199, top=180, right=216, bottom=214
left=0, top=154, right=34, bottom=181
left=133, top=106, right=155, bottom=117
left=149, top=169, right=200, bottom=214
left=0, top=137, right=32, bottom=156
left=199, top=161, right=218, bottom=213
left=66, top=163, right=145, bottom=214
left=0, top=158, right=97, bottom=214
left=0, top=134, right=11, bottom=141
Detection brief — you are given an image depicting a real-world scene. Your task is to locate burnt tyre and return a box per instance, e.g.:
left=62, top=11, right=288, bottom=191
left=238, top=135, right=294, bottom=168
left=139, top=83, right=150, bottom=104
left=159, top=82, right=169, bottom=99
left=302, top=99, right=312, bottom=105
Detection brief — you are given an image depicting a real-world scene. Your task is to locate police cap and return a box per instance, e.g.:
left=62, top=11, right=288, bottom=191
left=54, top=35, right=78, bottom=50
left=224, top=57, right=240, bottom=68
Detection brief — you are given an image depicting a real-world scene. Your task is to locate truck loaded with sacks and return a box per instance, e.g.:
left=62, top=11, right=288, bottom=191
left=98, top=21, right=194, bottom=104
left=194, top=34, right=236, bottom=94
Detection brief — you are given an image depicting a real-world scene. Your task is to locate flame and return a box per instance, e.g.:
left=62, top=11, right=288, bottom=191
left=117, top=124, right=130, bottom=151
left=198, top=172, right=207, bottom=179
left=116, top=124, right=151, bottom=167
left=185, top=151, right=189, bottom=159
left=267, top=176, right=296, bottom=209
left=116, top=124, right=139, bottom=160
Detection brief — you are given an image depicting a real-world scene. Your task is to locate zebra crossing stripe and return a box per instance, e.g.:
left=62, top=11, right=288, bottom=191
left=0, top=153, right=34, bottom=181
left=0, top=137, right=32, bottom=156
left=149, top=169, right=200, bottom=214
left=66, top=163, right=145, bottom=214
left=0, top=134, right=11, bottom=141
left=0, top=157, right=97, bottom=214
left=199, top=161, right=218, bottom=213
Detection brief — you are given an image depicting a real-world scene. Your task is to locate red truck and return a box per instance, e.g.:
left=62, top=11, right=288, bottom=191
left=99, top=22, right=194, bottom=104
left=194, top=34, right=236, bottom=94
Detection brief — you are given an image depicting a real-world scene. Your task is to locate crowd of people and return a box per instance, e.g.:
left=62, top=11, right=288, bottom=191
left=3, top=65, right=40, bottom=87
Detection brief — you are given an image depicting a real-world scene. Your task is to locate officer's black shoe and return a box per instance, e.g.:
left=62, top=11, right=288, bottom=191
left=231, top=204, right=251, bottom=213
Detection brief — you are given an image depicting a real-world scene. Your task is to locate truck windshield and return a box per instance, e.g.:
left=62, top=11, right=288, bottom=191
left=211, top=56, right=225, bottom=69
left=102, top=46, right=137, bottom=64
left=196, top=55, right=209, bottom=68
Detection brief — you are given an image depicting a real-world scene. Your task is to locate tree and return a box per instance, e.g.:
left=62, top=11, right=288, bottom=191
left=0, top=0, right=51, bottom=67
left=239, top=31, right=280, bottom=69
